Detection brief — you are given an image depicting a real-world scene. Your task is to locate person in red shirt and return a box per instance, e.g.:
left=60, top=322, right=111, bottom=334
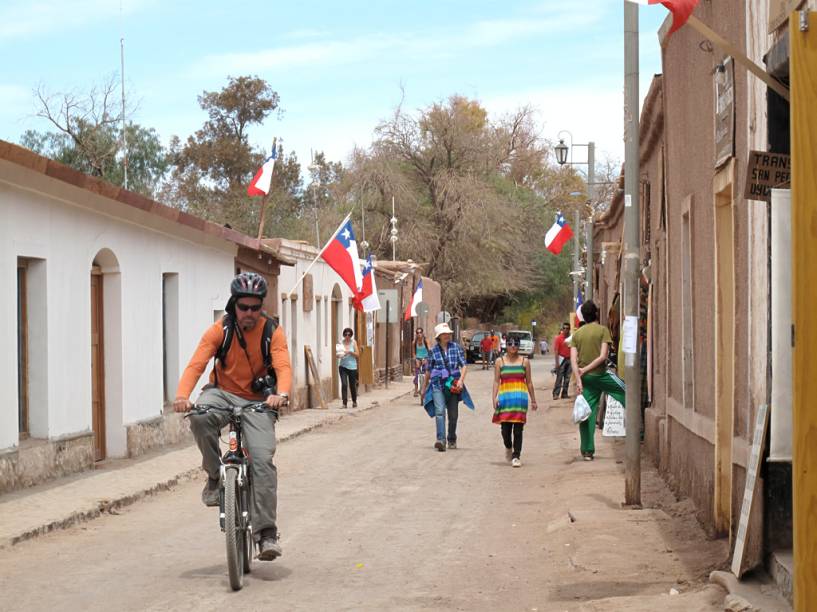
left=480, top=333, right=494, bottom=369
left=174, top=272, right=291, bottom=561
left=552, top=322, right=572, bottom=399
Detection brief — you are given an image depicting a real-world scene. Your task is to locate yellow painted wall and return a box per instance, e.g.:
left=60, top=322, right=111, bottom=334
left=790, top=11, right=817, bottom=610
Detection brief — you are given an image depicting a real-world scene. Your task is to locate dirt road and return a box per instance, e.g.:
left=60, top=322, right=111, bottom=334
left=0, top=360, right=728, bottom=611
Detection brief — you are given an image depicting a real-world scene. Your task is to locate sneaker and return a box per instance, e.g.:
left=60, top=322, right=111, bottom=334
left=341, top=403, right=348, bottom=409
left=352, top=402, right=358, bottom=408
left=447, top=441, right=457, bottom=450
left=583, top=454, right=594, bottom=462
left=511, top=458, right=522, bottom=468
left=505, top=448, right=513, bottom=462
left=201, top=478, right=220, bottom=507
left=561, top=393, right=569, bottom=399
left=434, top=441, right=446, bottom=452
left=257, top=534, right=282, bottom=561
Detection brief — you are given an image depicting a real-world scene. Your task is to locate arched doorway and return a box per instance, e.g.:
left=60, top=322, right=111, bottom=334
left=90, top=249, right=123, bottom=461
left=331, top=284, right=342, bottom=399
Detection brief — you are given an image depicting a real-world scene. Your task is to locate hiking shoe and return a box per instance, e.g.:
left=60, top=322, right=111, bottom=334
left=505, top=448, right=513, bottom=462
left=201, top=478, right=220, bottom=507
left=511, top=458, right=522, bottom=468
left=434, top=441, right=446, bottom=452
left=258, top=535, right=282, bottom=561
left=447, top=441, right=457, bottom=450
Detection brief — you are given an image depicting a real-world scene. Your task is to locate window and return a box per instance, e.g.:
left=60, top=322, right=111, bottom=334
left=162, top=273, right=179, bottom=405
left=316, top=297, right=322, bottom=361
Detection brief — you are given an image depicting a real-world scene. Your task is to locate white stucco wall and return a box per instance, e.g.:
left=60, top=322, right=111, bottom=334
left=275, top=241, right=356, bottom=394
left=1, top=162, right=235, bottom=456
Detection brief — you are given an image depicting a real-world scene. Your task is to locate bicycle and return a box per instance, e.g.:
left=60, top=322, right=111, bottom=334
left=187, top=401, right=280, bottom=591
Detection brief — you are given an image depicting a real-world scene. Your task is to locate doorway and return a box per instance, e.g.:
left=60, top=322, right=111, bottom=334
left=713, top=166, right=736, bottom=537
left=90, top=268, right=106, bottom=461
left=331, top=284, right=342, bottom=399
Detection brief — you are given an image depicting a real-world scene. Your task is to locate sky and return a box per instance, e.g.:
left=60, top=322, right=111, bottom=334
left=0, top=0, right=667, bottom=174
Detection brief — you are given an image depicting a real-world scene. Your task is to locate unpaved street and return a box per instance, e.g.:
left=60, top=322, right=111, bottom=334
left=0, top=360, right=727, bottom=611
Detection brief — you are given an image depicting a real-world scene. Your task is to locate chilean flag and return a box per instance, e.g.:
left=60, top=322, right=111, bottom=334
left=626, top=0, right=699, bottom=35
left=544, top=214, right=573, bottom=255
left=404, top=278, right=423, bottom=321
left=321, top=218, right=363, bottom=294
left=354, top=256, right=380, bottom=313
left=247, top=147, right=278, bottom=197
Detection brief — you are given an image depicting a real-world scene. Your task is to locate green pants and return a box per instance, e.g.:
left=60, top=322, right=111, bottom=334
left=579, top=370, right=626, bottom=454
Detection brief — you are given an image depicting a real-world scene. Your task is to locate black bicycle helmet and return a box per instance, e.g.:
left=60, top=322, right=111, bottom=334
left=230, top=272, right=268, bottom=300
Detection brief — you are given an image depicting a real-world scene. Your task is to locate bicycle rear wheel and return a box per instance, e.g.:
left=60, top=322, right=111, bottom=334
left=224, top=468, right=244, bottom=591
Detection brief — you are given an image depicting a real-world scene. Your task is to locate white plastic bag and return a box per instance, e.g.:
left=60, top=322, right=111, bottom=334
left=602, top=396, right=626, bottom=437
left=572, top=395, right=591, bottom=424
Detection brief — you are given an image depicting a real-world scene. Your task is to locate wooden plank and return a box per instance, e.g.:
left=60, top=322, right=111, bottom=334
left=791, top=12, right=817, bottom=610
left=304, top=345, right=327, bottom=410
left=731, top=404, right=769, bottom=577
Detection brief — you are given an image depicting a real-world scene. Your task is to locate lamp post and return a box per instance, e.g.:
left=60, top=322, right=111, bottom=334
left=555, top=132, right=596, bottom=303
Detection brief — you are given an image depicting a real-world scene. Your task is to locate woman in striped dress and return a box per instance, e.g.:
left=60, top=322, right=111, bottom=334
left=492, top=335, right=538, bottom=467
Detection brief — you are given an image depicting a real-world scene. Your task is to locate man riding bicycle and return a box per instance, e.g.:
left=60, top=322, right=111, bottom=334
left=173, top=272, right=292, bottom=561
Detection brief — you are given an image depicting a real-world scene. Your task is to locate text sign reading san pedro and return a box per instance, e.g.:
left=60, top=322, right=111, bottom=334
left=744, top=150, right=791, bottom=202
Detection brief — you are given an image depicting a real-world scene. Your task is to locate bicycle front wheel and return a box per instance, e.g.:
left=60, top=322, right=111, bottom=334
left=224, top=468, right=244, bottom=591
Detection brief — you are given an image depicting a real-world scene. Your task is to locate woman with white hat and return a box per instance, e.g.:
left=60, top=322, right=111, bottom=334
left=420, top=322, right=471, bottom=451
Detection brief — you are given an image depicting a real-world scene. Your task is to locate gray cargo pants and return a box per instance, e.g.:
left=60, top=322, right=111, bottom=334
left=188, top=387, right=278, bottom=538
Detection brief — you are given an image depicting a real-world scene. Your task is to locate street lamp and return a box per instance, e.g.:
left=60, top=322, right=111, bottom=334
left=555, top=140, right=569, bottom=166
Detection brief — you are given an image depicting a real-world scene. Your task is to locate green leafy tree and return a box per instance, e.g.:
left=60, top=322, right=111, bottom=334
left=21, top=77, right=168, bottom=198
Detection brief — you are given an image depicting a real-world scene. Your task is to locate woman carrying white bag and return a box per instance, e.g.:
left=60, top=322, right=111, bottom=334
left=570, top=301, right=626, bottom=461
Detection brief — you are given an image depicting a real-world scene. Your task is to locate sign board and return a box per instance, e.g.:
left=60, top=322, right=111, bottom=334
left=768, top=0, right=798, bottom=33
left=622, top=315, right=638, bottom=354
left=416, top=302, right=429, bottom=316
left=376, top=289, right=398, bottom=323
left=714, top=57, right=735, bottom=168
left=437, top=311, right=452, bottom=324
left=744, top=150, right=792, bottom=202
left=731, top=404, right=770, bottom=577
left=602, top=397, right=626, bottom=437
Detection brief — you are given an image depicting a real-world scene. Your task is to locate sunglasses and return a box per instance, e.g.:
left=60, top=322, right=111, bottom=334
left=506, top=339, right=521, bottom=347
left=236, top=303, right=262, bottom=312
left=343, top=332, right=353, bottom=337
left=416, top=331, right=424, bottom=335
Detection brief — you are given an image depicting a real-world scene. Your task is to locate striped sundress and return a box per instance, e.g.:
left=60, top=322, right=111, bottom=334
left=492, top=359, right=529, bottom=424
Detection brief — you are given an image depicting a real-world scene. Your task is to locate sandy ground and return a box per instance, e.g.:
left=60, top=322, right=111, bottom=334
left=0, top=360, right=729, bottom=611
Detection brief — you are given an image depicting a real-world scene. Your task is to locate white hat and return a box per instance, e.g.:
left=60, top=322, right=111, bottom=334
left=434, top=322, right=454, bottom=338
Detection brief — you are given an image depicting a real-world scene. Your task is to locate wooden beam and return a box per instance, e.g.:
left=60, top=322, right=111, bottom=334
left=791, top=11, right=817, bottom=610
left=686, top=15, right=790, bottom=102
left=304, top=345, right=327, bottom=410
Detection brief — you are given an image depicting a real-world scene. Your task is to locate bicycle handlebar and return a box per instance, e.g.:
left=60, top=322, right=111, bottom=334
left=185, top=401, right=282, bottom=419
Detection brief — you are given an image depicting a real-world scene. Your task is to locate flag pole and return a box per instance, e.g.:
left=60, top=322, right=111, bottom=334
left=256, top=138, right=277, bottom=241
left=285, top=212, right=352, bottom=298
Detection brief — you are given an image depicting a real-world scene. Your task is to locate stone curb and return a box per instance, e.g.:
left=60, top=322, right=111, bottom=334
left=2, top=388, right=412, bottom=550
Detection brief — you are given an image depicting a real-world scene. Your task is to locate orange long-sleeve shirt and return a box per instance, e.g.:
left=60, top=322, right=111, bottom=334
left=176, top=316, right=292, bottom=401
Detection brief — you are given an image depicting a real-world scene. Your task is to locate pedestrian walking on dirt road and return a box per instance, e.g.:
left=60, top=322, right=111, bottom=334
left=552, top=323, right=572, bottom=399
left=492, top=335, right=538, bottom=467
left=570, top=301, right=625, bottom=461
left=337, top=328, right=359, bottom=408
left=413, top=328, right=430, bottom=397
left=421, top=322, right=474, bottom=451
left=480, top=333, right=494, bottom=369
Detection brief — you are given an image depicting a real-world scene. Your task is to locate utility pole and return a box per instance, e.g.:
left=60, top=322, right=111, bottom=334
left=586, top=142, right=595, bottom=301
left=623, top=0, right=642, bottom=506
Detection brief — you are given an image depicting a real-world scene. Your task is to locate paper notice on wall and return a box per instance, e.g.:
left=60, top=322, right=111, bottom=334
left=602, top=396, right=626, bottom=437
left=624, top=194, right=632, bottom=208
left=622, top=315, right=638, bottom=354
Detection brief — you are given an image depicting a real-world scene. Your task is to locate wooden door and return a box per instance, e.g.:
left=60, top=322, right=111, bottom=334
left=91, top=271, right=106, bottom=461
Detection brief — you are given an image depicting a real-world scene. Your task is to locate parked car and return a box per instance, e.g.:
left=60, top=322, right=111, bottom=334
left=466, top=330, right=494, bottom=364
left=507, top=330, right=535, bottom=359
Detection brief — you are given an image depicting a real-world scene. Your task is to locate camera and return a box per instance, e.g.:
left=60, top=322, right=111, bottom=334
left=251, top=373, right=277, bottom=398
